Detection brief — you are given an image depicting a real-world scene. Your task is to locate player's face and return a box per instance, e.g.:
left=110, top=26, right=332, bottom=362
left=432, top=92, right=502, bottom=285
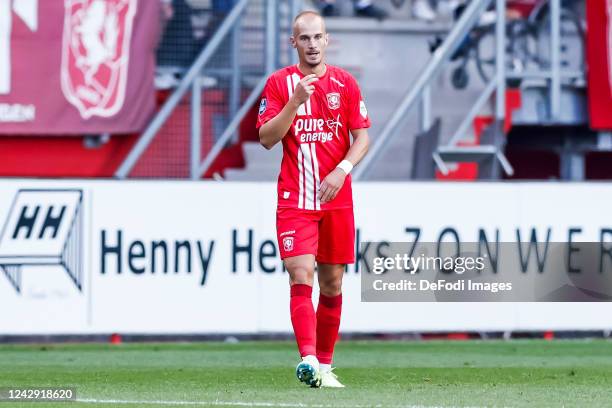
left=291, top=17, right=328, bottom=68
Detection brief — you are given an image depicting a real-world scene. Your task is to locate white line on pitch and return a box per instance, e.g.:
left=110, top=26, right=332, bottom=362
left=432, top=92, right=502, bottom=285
left=76, top=398, right=467, bottom=408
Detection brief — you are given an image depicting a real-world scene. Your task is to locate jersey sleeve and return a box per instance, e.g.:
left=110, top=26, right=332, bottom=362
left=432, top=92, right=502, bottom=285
left=346, top=75, right=371, bottom=131
left=256, top=75, right=285, bottom=129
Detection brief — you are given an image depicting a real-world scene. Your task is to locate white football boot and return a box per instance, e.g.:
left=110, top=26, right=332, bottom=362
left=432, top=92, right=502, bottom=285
left=295, top=355, right=322, bottom=388
left=320, top=367, right=345, bottom=388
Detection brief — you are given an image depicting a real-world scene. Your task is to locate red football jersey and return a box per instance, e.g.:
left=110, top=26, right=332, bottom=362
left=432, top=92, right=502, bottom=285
left=256, top=64, right=371, bottom=210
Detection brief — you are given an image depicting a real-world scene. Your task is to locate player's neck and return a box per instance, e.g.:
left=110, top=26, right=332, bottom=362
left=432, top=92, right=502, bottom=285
left=297, top=62, right=327, bottom=78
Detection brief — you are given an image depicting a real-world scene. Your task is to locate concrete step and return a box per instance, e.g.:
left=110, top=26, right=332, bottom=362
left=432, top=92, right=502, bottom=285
left=436, top=145, right=498, bottom=163
left=224, top=168, right=277, bottom=180
left=222, top=141, right=280, bottom=181
left=512, top=84, right=587, bottom=126
left=242, top=141, right=282, bottom=163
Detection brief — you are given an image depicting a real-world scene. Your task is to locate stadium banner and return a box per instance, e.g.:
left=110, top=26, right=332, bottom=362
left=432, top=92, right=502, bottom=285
left=0, top=0, right=159, bottom=134
left=1, top=180, right=612, bottom=334
left=586, top=0, right=612, bottom=129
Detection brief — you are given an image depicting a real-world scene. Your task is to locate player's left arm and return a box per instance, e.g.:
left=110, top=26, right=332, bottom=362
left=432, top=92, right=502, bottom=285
left=318, top=129, right=369, bottom=204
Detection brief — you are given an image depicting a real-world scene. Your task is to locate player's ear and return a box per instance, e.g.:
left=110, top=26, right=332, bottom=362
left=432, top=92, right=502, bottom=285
left=324, top=33, right=329, bottom=46
left=290, top=36, right=297, bottom=48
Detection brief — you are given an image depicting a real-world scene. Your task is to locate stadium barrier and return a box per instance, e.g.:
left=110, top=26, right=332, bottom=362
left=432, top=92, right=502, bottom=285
left=0, top=180, right=611, bottom=335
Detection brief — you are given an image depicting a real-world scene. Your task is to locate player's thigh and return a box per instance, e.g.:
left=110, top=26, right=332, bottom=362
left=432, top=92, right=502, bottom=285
left=316, top=207, right=355, bottom=265
left=276, top=207, right=321, bottom=284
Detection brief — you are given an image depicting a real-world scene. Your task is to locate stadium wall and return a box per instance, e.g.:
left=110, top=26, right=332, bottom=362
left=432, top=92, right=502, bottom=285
left=0, top=180, right=611, bottom=335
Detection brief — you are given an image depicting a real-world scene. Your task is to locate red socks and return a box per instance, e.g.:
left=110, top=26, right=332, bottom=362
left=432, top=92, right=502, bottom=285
left=290, top=284, right=343, bottom=364
left=290, top=284, right=317, bottom=357
left=316, top=293, right=342, bottom=365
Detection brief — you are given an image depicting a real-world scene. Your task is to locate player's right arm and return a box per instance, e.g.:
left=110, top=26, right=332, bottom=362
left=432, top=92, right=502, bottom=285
left=259, top=74, right=318, bottom=150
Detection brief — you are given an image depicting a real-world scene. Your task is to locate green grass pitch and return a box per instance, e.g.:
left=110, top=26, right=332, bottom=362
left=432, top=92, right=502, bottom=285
left=1, top=340, right=612, bottom=407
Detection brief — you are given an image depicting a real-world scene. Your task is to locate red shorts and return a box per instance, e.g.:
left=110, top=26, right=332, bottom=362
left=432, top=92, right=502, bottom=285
left=276, top=207, right=355, bottom=264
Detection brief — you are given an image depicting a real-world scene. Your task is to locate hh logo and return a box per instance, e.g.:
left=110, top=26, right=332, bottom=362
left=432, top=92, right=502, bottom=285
left=0, top=189, right=84, bottom=294
left=326, top=92, right=340, bottom=110
left=60, top=0, right=137, bottom=119
left=283, top=236, right=294, bottom=252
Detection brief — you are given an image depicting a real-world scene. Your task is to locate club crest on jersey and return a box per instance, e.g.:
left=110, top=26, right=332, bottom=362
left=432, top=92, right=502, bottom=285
left=283, top=236, right=294, bottom=252
left=326, top=92, right=341, bottom=110
left=259, top=98, right=267, bottom=115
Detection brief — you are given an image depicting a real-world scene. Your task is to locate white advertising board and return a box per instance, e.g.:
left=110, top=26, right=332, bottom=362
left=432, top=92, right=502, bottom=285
left=0, top=180, right=611, bottom=334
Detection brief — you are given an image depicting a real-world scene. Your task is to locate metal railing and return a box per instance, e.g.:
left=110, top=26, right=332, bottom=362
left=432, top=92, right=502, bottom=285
left=354, top=0, right=573, bottom=180
left=116, top=0, right=250, bottom=178
left=116, top=0, right=294, bottom=179
left=353, top=0, right=503, bottom=180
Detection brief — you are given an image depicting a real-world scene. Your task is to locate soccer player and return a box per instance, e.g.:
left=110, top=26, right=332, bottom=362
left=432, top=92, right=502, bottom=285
left=256, top=11, right=370, bottom=388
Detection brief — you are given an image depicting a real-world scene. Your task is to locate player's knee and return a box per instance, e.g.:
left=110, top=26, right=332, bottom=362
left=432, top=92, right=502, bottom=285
left=319, top=278, right=342, bottom=297
left=288, top=265, right=314, bottom=285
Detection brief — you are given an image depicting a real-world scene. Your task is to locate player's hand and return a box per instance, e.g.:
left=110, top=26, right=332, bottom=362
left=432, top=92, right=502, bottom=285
left=290, top=74, right=318, bottom=106
left=318, top=168, right=347, bottom=204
